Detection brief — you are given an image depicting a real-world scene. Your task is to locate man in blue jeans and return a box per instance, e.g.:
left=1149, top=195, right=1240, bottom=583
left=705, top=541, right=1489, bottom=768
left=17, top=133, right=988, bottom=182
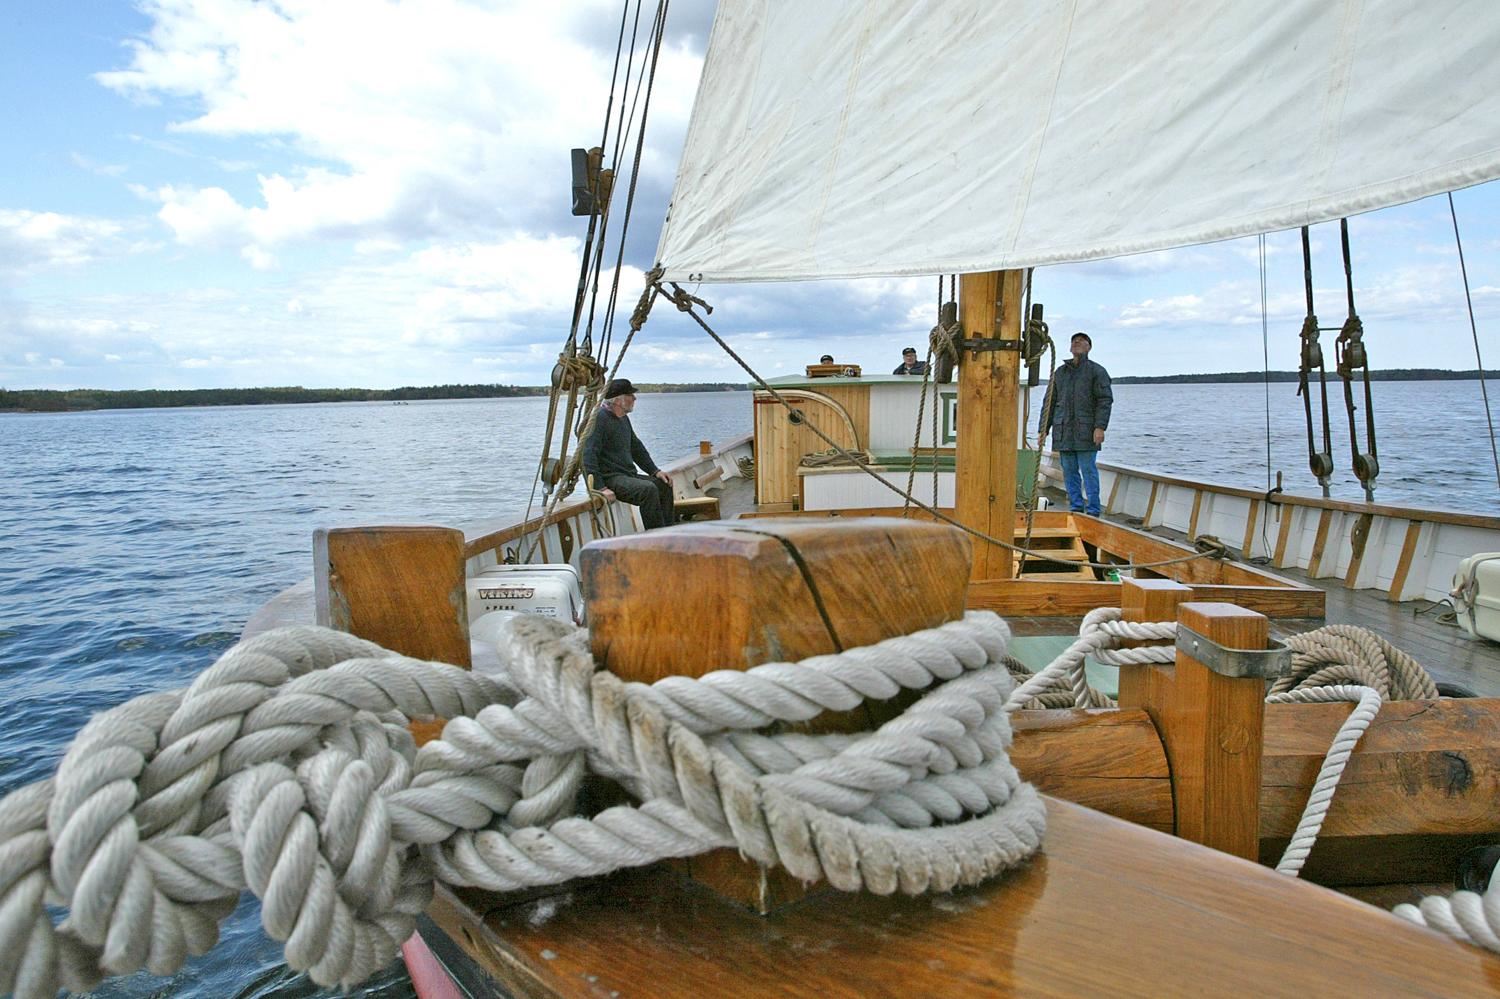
left=1037, top=332, right=1113, bottom=516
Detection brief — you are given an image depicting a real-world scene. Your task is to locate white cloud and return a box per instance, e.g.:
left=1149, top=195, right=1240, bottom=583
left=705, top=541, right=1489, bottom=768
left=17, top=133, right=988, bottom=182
left=0, top=210, right=133, bottom=275
left=96, top=0, right=705, bottom=262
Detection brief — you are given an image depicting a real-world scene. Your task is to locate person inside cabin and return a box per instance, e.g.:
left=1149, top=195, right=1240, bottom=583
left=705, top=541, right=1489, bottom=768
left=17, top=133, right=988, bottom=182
left=820, top=354, right=835, bottom=364
left=893, top=346, right=927, bottom=375
left=1037, top=331, right=1113, bottom=517
left=581, top=378, right=678, bottom=530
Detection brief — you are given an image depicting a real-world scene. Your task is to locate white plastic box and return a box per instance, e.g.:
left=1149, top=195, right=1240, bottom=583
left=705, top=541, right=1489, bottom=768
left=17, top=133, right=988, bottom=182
left=466, top=563, right=584, bottom=626
left=1451, top=553, right=1500, bottom=641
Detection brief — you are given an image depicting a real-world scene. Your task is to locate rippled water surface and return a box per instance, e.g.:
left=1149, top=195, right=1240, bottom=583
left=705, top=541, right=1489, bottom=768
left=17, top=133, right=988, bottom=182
left=0, top=383, right=1495, bottom=995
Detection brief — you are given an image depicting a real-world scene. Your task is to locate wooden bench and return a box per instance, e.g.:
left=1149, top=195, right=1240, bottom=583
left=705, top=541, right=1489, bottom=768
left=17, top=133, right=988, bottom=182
left=674, top=495, right=720, bottom=521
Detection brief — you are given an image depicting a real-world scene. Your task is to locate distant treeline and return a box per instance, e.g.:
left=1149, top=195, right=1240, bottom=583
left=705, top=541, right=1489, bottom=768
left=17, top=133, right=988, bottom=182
left=0, top=382, right=750, bottom=413
left=1111, top=368, right=1485, bottom=384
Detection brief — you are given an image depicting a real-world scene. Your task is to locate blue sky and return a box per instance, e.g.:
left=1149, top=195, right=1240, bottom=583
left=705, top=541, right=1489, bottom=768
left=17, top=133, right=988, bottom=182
left=2, top=0, right=1497, bottom=392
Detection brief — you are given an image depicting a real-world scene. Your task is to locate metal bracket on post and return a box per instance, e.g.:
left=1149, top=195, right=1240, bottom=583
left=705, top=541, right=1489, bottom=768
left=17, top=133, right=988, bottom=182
left=959, top=337, right=1023, bottom=354
left=1175, top=625, right=1291, bottom=679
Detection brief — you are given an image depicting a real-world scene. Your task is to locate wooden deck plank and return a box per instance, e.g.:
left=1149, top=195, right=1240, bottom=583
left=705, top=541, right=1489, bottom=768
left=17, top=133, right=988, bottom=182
left=428, top=797, right=1500, bottom=999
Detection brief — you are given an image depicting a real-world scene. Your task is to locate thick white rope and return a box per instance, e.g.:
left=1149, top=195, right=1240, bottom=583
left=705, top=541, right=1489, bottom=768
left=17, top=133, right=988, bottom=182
left=0, top=612, right=1044, bottom=998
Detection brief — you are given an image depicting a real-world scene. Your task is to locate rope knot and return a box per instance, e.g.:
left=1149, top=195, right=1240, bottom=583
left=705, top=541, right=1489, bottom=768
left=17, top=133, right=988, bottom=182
left=665, top=281, right=712, bottom=315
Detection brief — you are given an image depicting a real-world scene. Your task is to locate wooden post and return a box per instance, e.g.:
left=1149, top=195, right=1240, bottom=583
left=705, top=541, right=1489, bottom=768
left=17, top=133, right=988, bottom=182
left=315, top=525, right=471, bottom=746
left=580, top=517, right=971, bottom=911
left=1147, top=602, right=1268, bottom=860
left=314, top=525, right=470, bottom=666
left=955, top=269, right=1023, bottom=581
left=1116, top=578, right=1192, bottom=711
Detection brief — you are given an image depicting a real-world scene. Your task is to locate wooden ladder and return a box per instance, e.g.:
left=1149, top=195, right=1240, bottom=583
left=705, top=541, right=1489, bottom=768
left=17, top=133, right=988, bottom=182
left=1013, top=515, right=1095, bottom=580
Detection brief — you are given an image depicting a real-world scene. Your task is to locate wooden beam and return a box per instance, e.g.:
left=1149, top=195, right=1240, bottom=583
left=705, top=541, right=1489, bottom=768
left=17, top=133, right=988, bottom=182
left=1387, top=520, right=1424, bottom=602
left=1142, top=482, right=1160, bottom=528
left=1261, top=698, right=1500, bottom=884
left=1273, top=504, right=1296, bottom=568
left=1009, top=708, right=1172, bottom=833
left=1187, top=491, right=1203, bottom=540
left=965, top=579, right=1322, bottom=619
left=955, top=269, right=1023, bottom=581
left=1241, top=498, right=1261, bottom=560
left=1307, top=509, right=1335, bottom=578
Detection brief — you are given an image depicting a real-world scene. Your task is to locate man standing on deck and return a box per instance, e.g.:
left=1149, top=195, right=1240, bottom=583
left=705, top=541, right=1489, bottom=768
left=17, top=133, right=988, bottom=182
left=581, top=378, right=677, bottom=530
left=1037, top=332, right=1113, bottom=517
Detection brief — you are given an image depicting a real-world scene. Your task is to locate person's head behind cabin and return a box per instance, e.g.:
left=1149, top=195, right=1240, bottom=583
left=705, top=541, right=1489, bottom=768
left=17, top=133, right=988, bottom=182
left=820, top=354, right=834, bottom=364
left=894, top=346, right=926, bottom=375
left=604, top=377, right=638, bottom=414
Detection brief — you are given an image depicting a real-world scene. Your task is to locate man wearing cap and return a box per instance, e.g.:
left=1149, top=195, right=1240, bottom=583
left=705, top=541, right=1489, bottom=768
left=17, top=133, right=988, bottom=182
left=1037, top=332, right=1113, bottom=517
left=893, top=347, right=927, bottom=375
left=581, top=378, right=677, bottom=530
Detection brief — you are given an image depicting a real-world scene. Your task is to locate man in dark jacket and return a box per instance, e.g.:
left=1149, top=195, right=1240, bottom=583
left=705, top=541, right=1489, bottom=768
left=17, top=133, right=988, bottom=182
left=893, top=346, right=928, bottom=375
left=581, top=378, right=677, bottom=529
left=1037, top=332, right=1113, bottom=516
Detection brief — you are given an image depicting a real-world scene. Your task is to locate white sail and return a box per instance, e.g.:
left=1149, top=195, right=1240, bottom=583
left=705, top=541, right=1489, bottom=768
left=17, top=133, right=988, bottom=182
left=657, top=0, right=1500, bottom=283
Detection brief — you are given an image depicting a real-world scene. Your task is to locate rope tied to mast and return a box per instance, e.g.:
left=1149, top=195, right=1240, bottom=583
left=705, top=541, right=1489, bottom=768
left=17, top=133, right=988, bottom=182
left=0, top=614, right=1048, bottom=998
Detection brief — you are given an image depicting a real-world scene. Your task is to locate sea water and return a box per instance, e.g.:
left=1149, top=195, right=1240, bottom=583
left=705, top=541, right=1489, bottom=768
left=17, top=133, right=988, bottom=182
left=0, top=383, right=1495, bottom=996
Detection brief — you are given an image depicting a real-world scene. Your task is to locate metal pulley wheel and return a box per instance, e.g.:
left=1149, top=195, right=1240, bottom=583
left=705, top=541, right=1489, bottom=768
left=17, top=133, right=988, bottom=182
left=1308, top=451, right=1334, bottom=479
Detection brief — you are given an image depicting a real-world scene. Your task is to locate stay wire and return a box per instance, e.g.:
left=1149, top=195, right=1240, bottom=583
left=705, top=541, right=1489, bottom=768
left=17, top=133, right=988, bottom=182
left=1260, top=233, right=1272, bottom=491
left=527, top=0, right=640, bottom=546
left=1449, top=191, right=1500, bottom=497
left=664, top=283, right=1220, bottom=572
left=594, top=0, right=668, bottom=375
left=583, top=0, right=651, bottom=363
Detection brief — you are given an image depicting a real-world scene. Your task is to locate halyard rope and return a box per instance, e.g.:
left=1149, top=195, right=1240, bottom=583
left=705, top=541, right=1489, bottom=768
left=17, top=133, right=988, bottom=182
left=0, top=612, right=1045, bottom=997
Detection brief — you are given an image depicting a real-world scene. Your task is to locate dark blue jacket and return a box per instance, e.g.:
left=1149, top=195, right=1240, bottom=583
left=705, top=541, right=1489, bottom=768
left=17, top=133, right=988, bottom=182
left=1038, top=355, right=1112, bottom=452
left=581, top=405, right=660, bottom=479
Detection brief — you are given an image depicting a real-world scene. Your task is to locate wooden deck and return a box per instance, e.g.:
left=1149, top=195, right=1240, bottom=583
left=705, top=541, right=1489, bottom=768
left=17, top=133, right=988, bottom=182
left=425, top=796, right=1500, bottom=998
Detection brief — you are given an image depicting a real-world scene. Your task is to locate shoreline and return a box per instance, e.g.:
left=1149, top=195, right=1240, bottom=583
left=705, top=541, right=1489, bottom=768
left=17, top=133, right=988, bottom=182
left=1, top=370, right=1490, bottom=413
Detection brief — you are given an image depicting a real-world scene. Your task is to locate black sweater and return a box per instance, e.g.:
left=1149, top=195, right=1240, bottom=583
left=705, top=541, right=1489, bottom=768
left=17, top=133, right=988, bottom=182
left=581, top=405, right=659, bottom=479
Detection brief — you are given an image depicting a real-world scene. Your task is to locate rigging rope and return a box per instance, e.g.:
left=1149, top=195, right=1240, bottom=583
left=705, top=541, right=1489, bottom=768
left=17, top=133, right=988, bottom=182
left=1297, top=225, right=1336, bottom=496
left=1333, top=218, right=1380, bottom=500
left=1448, top=191, right=1500, bottom=497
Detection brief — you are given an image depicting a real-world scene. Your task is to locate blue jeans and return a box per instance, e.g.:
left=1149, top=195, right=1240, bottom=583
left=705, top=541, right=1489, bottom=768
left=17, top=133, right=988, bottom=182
left=1059, top=450, right=1101, bottom=516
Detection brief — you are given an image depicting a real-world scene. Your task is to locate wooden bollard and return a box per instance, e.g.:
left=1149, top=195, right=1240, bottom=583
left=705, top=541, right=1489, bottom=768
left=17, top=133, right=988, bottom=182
left=1117, top=578, right=1192, bottom=711
left=1162, top=603, right=1269, bottom=860
left=315, top=525, right=470, bottom=745
left=581, top=517, right=971, bottom=911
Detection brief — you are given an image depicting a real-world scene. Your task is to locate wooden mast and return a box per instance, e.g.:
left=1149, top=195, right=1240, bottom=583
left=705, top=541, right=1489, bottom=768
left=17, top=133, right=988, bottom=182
left=955, top=269, right=1024, bottom=580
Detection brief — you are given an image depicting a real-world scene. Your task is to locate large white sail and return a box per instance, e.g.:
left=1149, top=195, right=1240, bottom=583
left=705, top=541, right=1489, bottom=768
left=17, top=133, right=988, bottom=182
left=656, top=0, right=1500, bottom=283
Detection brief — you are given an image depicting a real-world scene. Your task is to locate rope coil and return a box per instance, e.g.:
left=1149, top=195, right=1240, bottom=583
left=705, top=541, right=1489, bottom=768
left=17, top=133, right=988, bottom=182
left=0, top=613, right=1045, bottom=997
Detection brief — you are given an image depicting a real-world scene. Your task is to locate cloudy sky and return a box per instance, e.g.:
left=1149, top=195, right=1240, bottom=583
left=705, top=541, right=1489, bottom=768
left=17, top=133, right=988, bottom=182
left=3, top=0, right=1498, bottom=392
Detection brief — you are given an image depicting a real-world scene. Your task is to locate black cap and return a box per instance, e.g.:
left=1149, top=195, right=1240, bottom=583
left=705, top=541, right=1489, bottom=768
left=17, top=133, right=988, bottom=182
left=820, top=354, right=834, bottom=363
left=604, top=378, right=638, bottom=399
left=1071, top=331, right=1092, bottom=346
left=902, top=346, right=918, bottom=355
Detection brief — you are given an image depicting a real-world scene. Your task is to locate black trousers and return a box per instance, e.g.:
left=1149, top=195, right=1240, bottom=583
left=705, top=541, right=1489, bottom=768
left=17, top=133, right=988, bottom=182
left=602, top=472, right=677, bottom=530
